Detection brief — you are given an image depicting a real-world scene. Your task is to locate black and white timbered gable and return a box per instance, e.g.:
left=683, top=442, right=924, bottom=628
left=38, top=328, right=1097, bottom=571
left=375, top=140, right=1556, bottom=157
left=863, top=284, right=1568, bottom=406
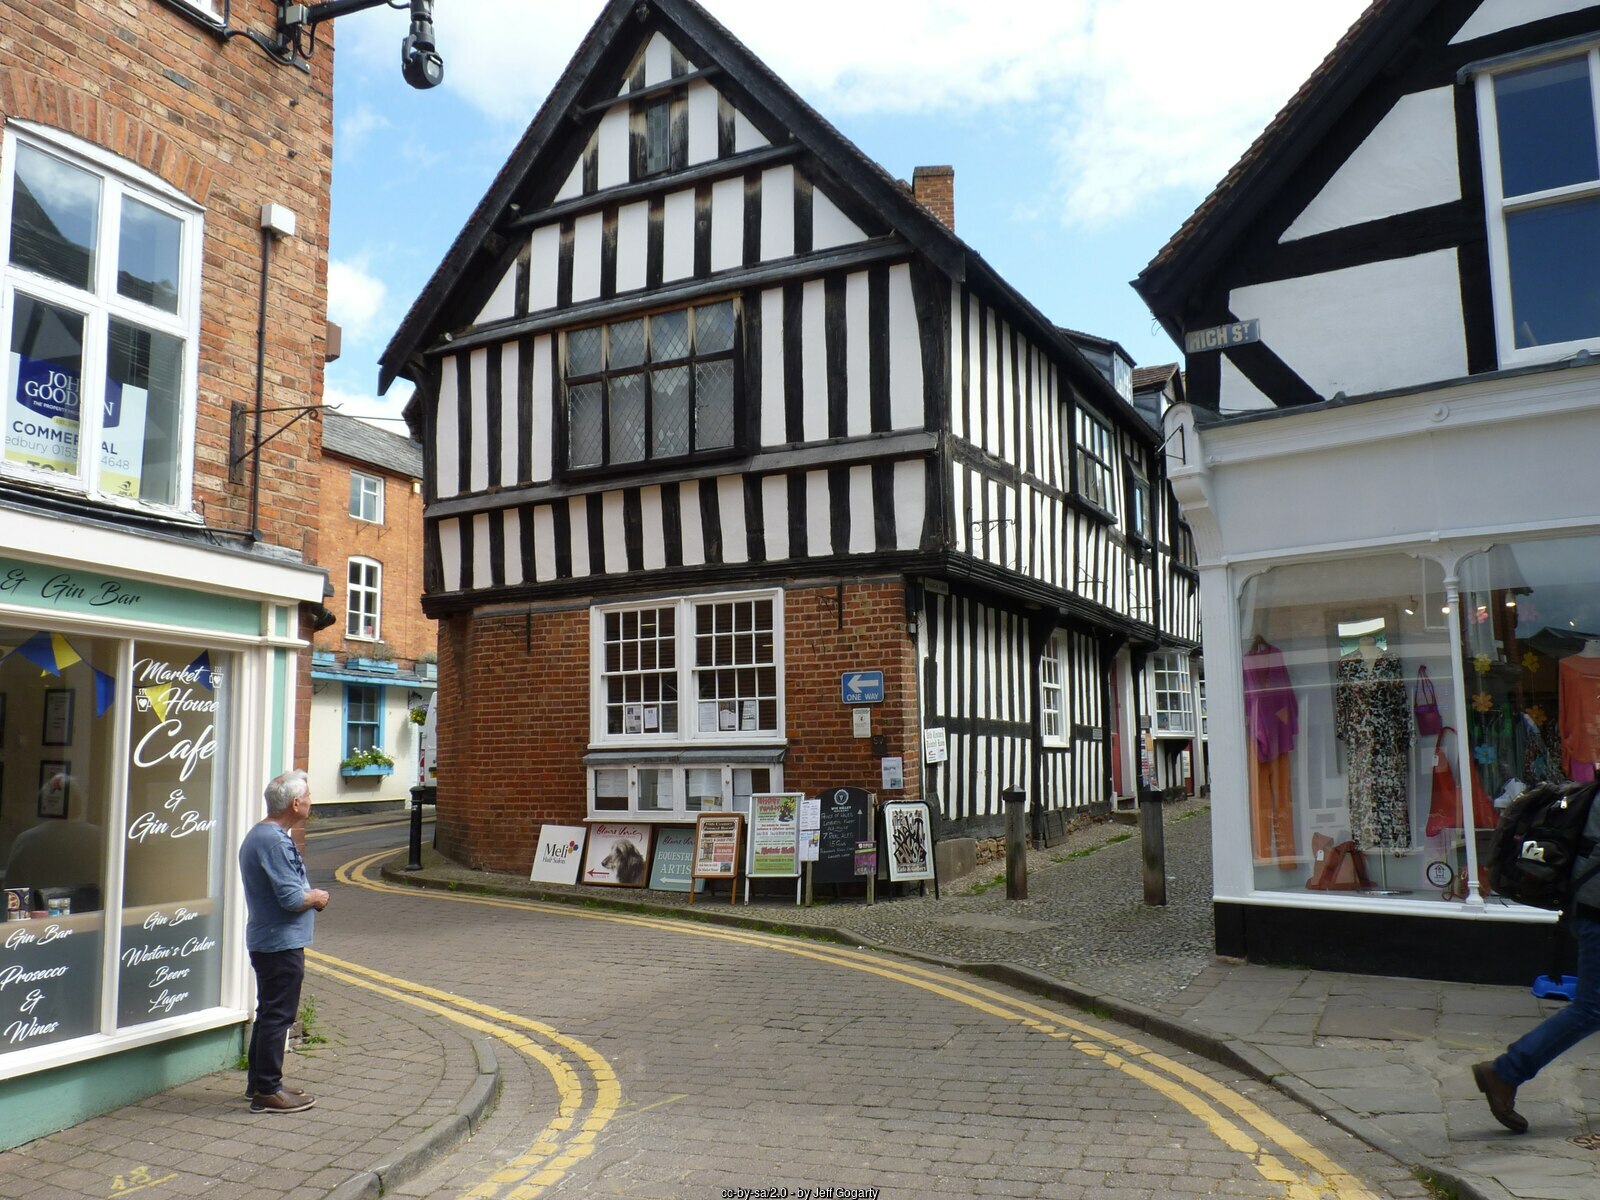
left=1136, top=0, right=1600, bottom=418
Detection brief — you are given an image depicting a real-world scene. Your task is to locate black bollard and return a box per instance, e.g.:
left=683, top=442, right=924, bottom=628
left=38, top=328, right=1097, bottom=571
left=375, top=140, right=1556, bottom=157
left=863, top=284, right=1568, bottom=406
left=1002, top=786, right=1028, bottom=900
left=407, top=784, right=434, bottom=871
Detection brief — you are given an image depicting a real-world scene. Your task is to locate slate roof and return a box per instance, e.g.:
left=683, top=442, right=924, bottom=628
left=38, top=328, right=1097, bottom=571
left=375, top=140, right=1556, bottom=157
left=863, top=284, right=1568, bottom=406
left=377, top=0, right=1157, bottom=444
left=322, top=409, right=424, bottom=480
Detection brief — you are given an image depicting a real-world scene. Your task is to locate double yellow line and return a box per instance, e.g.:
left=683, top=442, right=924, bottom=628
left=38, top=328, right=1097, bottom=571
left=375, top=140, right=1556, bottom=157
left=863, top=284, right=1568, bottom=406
left=325, top=848, right=1381, bottom=1200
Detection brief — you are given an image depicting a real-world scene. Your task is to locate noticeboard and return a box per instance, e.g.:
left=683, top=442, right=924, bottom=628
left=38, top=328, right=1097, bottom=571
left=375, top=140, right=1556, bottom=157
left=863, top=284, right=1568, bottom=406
left=692, top=813, right=744, bottom=880
left=748, top=792, right=801, bottom=878
left=815, top=787, right=873, bottom=885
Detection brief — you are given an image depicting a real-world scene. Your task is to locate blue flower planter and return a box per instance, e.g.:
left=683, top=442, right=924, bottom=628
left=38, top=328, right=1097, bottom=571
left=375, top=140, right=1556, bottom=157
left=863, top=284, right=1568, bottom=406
left=341, top=764, right=394, bottom=778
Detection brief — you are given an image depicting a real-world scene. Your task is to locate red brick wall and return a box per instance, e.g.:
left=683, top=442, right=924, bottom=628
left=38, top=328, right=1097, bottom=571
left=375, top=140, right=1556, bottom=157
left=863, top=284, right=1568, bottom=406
left=434, top=581, right=922, bottom=874
left=1, top=3, right=336, bottom=770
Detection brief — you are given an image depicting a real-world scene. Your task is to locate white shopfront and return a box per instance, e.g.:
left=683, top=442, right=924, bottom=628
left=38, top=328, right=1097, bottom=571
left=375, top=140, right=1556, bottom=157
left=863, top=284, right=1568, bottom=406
left=1167, top=362, right=1600, bottom=980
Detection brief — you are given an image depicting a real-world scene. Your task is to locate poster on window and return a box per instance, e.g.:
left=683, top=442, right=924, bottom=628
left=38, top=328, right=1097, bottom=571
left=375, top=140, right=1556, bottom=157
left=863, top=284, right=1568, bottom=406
left=6, top=351, right=81, bottom=474
left=582, top=823, right=653, bottom=887
left=883, top=800, right=936, bottom=882
left=98, top=378, right=148, bottom=499
left=748, top=792, right=801, bottom=878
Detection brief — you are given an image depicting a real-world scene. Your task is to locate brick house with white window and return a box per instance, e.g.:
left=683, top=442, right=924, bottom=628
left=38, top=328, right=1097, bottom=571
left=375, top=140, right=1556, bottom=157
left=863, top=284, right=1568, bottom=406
left=309, top=410, right=432, bottom=808
left=1136, top=0, right=1600, bottom=982
left=0, top=0, right=335, bottom=1144
left=381, top=0, right=1201, bottom=879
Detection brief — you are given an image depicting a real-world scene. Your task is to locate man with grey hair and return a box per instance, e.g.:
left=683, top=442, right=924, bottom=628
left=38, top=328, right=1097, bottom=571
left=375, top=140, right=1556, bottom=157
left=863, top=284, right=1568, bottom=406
left=238, top=769, right=329, bottom=1113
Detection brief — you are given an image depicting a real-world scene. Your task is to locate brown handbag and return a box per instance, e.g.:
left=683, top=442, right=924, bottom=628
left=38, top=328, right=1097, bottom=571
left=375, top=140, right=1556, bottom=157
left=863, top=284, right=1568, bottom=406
left=1306, top=832, right=1372, bottom=891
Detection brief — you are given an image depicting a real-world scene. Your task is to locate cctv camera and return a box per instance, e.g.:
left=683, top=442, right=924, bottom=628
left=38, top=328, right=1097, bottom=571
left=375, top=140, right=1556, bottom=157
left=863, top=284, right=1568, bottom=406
left=401, top=0, right=443, bottom=90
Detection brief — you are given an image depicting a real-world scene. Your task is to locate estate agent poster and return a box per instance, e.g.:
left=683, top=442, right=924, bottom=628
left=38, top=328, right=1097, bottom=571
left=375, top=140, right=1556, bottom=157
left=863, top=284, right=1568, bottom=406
left=582, top=823, right=653, bottom=888
left=530, top=824, right=587, bottom=885
left=647, top=826, right=704, bottom=893
left=883, top=800, right=936, bottom=882
left=692, top=813, right=744, bottom=879
left=749, top=792, right=801, bottom=878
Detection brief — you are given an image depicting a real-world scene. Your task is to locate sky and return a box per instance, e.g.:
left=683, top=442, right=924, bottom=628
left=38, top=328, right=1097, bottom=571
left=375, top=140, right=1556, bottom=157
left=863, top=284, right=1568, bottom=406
left=323, top=0, right=1371, bottom=430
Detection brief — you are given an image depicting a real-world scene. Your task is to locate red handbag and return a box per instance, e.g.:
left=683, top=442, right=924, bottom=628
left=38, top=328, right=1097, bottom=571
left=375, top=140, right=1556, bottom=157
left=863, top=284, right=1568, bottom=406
left=1424, top=726, right=1497, bottom=835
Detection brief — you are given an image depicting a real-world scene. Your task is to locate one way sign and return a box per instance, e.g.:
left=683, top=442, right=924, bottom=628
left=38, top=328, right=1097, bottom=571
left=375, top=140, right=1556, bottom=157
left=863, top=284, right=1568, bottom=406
left=841, top=671, right=884, bottom=704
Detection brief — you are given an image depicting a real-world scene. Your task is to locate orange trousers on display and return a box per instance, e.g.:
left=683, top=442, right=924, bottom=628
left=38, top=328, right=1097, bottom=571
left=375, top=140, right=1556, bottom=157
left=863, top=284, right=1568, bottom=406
left=1250, top=752, right=1296, bottom=864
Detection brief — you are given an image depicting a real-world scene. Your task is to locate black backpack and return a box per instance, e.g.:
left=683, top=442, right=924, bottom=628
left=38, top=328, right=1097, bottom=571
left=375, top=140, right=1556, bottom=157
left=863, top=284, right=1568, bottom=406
left=1484, top=781, right=1600, bottom=910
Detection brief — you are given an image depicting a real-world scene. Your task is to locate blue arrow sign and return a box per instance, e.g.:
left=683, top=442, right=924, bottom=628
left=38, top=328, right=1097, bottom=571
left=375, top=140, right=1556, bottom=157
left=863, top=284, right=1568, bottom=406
left=841, top=671, right=884, bottom=704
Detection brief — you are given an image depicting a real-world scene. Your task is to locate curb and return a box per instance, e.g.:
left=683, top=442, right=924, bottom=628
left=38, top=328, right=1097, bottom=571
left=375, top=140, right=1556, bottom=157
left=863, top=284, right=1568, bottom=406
left=378, top=859, right=1503, bottom=1200
left=325, top=1035, right=500, bottom=1200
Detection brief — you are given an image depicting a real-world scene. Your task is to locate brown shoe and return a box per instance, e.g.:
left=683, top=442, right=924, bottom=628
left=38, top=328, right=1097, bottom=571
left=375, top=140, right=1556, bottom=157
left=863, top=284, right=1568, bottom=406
left=250, top=1089, right=316, bottom=1114
left=1472, top=1061, right=1528, bottom=1134
left=244, top=1085, right=308, bottom=1099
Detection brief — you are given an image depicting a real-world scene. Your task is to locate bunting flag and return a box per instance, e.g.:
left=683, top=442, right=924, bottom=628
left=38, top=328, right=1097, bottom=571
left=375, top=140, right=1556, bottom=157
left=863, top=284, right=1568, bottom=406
left=9, top=631, right=64, bottom=675
left=51, top=634, right=82, bottom=672
left=186, top=650, right=215, bottom=692
left=140, top=684, right=177, bottom=723
left=93, top=667, right=117, bottom=718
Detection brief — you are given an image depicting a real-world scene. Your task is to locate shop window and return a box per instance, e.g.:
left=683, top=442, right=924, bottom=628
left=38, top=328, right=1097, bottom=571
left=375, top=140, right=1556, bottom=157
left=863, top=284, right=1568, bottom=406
left=1477, top=51, right=1600, bottom=364
left=1074, top=408, right=1116, bottom=515
left=347, top=557, right=382, bottom=640
left=593, top=590, right=780, bottom=743
left=1, top=129, right=200, bottom=509
left=345, top=685, right=382, bottom=757
left=1040, top=633, right=1068, bottom=747
left=564, top=300, right=738, bottom=472
left=1239, top=555, right=1472, bottom=901
left=1151, top=652, right=1194, bottom=736
left=586, top=763, right=777, bottom=820
left=349, top=471, right=383, bottom=523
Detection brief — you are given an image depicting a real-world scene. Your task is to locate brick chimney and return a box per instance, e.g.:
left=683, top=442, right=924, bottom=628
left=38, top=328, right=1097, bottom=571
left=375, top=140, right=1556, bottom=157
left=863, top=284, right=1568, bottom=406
left=912, top=165, right=955, bottom=231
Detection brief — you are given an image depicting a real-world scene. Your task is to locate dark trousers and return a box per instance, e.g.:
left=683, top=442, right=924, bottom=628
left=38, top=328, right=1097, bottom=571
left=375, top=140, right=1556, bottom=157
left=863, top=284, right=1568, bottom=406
left=1496, top=915, right=1600, bottom=1086
left=247, top=948, right=305, bottom=1096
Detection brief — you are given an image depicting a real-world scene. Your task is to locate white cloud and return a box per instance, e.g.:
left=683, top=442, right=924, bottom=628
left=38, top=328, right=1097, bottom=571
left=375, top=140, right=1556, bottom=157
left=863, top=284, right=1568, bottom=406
left=337, top=0, right=1370, bottom=224
left=336, top=104, right=392, bottom=158
left=327, top=259, right=390, bottom=344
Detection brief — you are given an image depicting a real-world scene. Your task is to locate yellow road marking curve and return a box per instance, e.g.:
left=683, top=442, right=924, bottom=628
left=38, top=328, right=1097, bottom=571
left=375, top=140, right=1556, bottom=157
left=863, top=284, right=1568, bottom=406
left=332, top=849, right=1379, bottom=1200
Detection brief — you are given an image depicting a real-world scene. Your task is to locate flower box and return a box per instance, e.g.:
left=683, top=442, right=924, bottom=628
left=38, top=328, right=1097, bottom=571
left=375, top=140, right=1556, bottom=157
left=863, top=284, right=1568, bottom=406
left=341, top=764, right=394, bottom=778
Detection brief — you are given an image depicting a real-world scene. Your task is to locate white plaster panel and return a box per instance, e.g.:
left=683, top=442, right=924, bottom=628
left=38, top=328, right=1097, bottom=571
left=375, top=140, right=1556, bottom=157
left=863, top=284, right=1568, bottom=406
left=1283, top=88, right=1459, bottom=242
left=439, top=519, right=461, bottom=592
left=891, top=462, right=920, bottom=551
left=760, top=288, right=786, bottom=447
left=734, top=110, right=768, bottom=152
left=597, top=107, right=630, bottom=190
left=533, top=505, right=556, bottom=583
left=710, top=177, right=744, bottom=272
left=615, top=202, right=648, bottom=294
left=572, top=212, right=603, bottom=303
left=845, top=272, right=870, bottom=437
left=718, top=476, right=748, bottom=564
left=499, top=341, right=520, bottom=485
left=686, top=80, right=719, bottom=166
left=641, top=486, right=666, bottom=571
left=529, top=225, right=560, bottom=312
left=760, top=166, right=795, bottom=261
left=949, top=285, right=965, bottom=442
left=1218, top=354, right=1277, bottom=414
left=554, top=160, right=583, bottom=202
left=476, top=263, right=517, bottom=325
left=762, top=475, right=789, bottom=560
left=568, top=497, right=590, bottom=577
left=468, top=349, right=488, bottom=493
left=602, top=491, right=627, bottom=574
left=680, top=480, right=706, bottom=567
left=502, top=511, right=523, bottom=587
left=435, top=355, right=459, bottom=497
left=531, top=335, right=553, bottom=483
left=806, top=469, right=830, bottom=557
left=1229, top=250, right=1467, bottom=400
left=801, top=278, right=828, bottom=443
left=813, top=189, right=865, bottom=251
left=472, top=514, right=492, bottom=589
left=888, top=263, right=924, bottom=431
left=1452, top=0, right=1592, bottom=43
left=849, top=466, right=874, bottom=554
left=644, top=33, right=673, bottom=85
left=662, top=189, right=696, bottom=282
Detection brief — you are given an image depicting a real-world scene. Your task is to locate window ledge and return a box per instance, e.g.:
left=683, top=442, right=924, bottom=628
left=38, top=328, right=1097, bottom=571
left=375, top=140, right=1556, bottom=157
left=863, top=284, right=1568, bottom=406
left=584, top=745, right=788, bottom=766
left=1064, top=493, right=1116, bottom=526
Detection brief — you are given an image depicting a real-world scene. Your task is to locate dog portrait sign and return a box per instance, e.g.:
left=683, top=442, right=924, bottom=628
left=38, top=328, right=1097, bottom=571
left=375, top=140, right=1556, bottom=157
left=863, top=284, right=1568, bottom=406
left=582, top=822, right=654, bottom=888
left=530, top=824, right=588, bottom=885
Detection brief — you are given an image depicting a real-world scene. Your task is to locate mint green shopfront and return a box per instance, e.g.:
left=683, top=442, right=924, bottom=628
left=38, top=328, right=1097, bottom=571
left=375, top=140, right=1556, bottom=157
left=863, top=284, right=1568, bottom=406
left=0, top=532, right=322, bottom=1148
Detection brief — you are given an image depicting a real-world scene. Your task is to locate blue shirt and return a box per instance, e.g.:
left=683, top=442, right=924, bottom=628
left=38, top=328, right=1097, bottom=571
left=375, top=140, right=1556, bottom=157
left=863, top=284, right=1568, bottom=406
left=239, top=822, right=314, bottom=953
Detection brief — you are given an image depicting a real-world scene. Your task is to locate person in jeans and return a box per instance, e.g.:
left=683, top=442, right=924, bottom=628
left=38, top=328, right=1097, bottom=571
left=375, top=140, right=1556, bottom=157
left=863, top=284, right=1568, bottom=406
left=1474, top=799, right=1600, bottom=1134
left=239, top=769, right=329, bottom=1113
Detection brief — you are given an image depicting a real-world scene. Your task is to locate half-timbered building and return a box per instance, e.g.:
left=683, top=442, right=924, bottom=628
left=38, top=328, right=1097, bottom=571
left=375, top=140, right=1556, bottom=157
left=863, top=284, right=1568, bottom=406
left=1136, top=0, right=1600, bottom=982
left=383, top=0, right=1200, bottom=875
